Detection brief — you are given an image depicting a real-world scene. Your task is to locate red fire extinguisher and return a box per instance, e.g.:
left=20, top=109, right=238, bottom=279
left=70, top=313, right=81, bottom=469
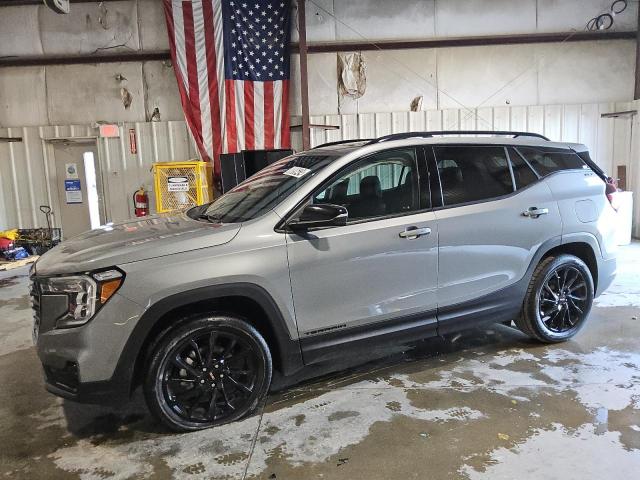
left=133, top=186, right=149, bottom=217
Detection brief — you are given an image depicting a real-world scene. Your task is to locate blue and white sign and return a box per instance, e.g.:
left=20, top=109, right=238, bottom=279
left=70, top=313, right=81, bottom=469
left=64, top=179, right=83, bottom=204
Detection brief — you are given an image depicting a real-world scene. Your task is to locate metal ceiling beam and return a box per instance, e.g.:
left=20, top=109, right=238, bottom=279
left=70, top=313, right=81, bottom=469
left=294, top=30, right=637, bottom=53
left=0, top=30, right=635, bottom=68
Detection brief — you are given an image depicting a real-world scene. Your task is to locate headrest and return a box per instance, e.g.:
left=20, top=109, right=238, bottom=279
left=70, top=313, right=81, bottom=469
left=360, top=175, right=382, bottom=198
left=439, top=166, right=463, bottom=186
left=331, top=180, right=349, bottom=199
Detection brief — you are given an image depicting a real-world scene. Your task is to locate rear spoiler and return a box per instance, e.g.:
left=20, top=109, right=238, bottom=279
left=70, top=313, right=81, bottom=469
left=571, top=148, right=608, bottom=183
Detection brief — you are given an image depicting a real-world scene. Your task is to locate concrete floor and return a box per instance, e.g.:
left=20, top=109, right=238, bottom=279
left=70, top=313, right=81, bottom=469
left=1, top=244, right=640, bottom=479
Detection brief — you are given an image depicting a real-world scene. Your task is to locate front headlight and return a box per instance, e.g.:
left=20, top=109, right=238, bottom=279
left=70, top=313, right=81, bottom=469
left=39, top=269, right=123, bottom=328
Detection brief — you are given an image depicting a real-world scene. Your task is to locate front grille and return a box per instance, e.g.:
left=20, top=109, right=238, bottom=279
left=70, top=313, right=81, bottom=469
left=29, top=277, right=41, bottom=343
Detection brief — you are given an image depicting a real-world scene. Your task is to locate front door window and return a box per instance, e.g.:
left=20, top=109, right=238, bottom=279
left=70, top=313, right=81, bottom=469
left=312, top=148, right=420, bottom=221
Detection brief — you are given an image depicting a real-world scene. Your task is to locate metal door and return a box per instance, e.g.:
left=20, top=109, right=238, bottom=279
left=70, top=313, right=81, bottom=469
left=52, top=142, right=103, bottom=239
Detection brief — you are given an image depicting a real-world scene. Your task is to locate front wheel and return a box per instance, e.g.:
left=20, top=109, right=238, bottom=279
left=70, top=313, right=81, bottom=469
left=515, top=254, right=594, bottom=343
left=144, top=315, right=272, bottom=432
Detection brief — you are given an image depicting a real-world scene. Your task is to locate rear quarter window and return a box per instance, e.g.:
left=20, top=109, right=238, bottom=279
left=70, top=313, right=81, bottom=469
left=516, top=146, right=587, bottom=177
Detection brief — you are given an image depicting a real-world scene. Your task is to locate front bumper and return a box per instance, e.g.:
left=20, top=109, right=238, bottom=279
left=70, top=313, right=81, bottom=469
left=34, top=292, right=145, bottom=405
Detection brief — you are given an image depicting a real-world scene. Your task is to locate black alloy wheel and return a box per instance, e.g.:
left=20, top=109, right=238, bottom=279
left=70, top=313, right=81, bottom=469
left=515, top=254, right=594, bottom=343
left=538, top=265, right=588, bottom=333
left=145, top=316, right=272, bottom=432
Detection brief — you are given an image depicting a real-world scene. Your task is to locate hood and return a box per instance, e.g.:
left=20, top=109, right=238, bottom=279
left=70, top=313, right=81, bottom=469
left=35, top=212, right=241, bottom=275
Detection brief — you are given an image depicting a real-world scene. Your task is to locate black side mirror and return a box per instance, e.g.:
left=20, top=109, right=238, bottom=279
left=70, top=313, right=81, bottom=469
left=288, top=204, right=348, bottom=231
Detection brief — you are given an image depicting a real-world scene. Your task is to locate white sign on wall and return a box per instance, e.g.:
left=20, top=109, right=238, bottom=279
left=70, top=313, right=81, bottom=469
left=167, top=176, right=189, bottom=192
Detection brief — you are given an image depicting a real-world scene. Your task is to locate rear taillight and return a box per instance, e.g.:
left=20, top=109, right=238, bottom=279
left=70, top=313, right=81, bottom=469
left=605, top=177, right=618, bottom=210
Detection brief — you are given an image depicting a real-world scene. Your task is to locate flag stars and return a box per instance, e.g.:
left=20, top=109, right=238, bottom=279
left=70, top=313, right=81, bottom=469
left=225, top=1, right=288, bottom=81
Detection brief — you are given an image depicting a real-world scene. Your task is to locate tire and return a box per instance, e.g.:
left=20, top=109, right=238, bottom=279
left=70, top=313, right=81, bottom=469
left=144, top=315, right=272, bottom=432
left=515, top=254, right=594, bottom=343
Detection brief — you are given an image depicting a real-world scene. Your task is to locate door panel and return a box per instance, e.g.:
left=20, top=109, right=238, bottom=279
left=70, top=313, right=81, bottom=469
left=435, top=181, right=561, bottom=311
left=286, top=212, right=439, bottom=336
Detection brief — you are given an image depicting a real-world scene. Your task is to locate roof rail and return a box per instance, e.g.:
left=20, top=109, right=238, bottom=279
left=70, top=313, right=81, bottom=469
left=368, top=130, right=550, bottom=144
left=312, top=139, right=373, bottom=149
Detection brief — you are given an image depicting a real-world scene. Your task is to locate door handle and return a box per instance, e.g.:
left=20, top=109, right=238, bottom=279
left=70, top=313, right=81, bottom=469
left=522, top=207, right=549, bottom=218
left=399, top=226, right=431, bottom=239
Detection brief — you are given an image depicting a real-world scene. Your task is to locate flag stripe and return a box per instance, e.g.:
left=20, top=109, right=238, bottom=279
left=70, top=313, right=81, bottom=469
left=273, top=80, right=282, bottom=149
left=202, top=0, right=222, bottom=175
left=192, top=0, right=213, bottom=160
left=234, top=80, right=245, bottom=150
left=280, top=80, right=290, bottom=148
left=244, top=80, right=255, bottom=150
left=212, top=0, right=226, bottom=156
left=264, top=81, right=274, bottom=150
left=182, top=3, right=203, bottom=146
left=225, top=79, right=237, bottom=153
left=254, top=82, right=264, bottom=150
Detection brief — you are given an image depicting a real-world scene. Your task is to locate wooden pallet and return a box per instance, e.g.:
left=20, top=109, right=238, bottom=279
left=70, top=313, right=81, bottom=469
left=0, top=255, right=39, bottom=271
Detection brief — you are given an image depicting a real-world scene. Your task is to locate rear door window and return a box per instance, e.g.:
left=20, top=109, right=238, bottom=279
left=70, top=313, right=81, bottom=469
left=434, top=146, right=514, bottom=207
left=516, top=146, right=587, bottom=177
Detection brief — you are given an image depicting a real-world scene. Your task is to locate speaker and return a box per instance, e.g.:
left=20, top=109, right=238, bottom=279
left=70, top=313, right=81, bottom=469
left=219, top=150, right=294, bottom=193
left=219, top=153, right=246, bottom=193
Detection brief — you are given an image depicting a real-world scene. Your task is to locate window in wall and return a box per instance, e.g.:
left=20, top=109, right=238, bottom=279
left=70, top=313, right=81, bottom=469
left=313, top=148, right=420, bottom=221
left=434, top=146, right=514, bottom=207
left=508, top=147, right=539, bottom=189
left=516, top=146, right=587, bottom=177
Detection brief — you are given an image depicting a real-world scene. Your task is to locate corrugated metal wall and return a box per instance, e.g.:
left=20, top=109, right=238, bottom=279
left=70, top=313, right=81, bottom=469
left=302, top=101, right=636, bottom=179
left=0, top=121, right=198, bottom=230
left=1, top=101, right=637, bottom=235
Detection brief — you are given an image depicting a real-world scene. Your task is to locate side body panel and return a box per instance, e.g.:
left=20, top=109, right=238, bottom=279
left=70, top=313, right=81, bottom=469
left=544, top=170, right=618, bottom=261
left=434, top=181, right=562, bottom=310
left=117, top=212, right=296, bottom=339
left=544, top=170, right=618, bottom=295
left=286, top=212, right=439, bottom=336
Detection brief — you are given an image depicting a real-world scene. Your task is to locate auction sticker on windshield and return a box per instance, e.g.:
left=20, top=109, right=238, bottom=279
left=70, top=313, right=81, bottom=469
left=283, top=166, right=311, bottom=178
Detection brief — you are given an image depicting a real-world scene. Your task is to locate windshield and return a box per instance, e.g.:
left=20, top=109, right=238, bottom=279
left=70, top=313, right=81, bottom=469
left=198, top=153, right=336, bottom=223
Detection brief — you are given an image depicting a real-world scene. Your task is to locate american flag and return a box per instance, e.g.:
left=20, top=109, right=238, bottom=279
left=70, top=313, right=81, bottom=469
left=163, top=0, right=291, bottom=178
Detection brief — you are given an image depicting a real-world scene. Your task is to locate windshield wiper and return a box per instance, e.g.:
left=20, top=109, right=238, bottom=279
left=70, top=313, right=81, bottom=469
left=198, top=213, right=223, bottom=223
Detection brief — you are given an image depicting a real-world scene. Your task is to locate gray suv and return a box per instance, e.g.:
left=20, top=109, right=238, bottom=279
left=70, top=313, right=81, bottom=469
left=30, top=131, right=618, bottom=431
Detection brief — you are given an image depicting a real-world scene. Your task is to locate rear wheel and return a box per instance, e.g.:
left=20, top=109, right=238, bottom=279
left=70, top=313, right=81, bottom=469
left=515, top=254, right=594, bottom=343
left=144, top=315, right=272, bottom=432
